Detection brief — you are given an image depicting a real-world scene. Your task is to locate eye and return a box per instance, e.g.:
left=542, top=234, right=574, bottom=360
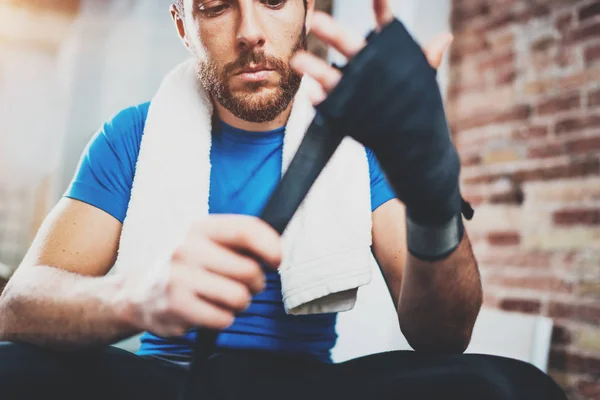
left=260, top=0, right=287, bottom=9
left=198, top=0, right=231, bottom=17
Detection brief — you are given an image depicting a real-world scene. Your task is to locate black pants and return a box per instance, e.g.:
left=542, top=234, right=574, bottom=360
left=0, top=342, right=566, bottom=400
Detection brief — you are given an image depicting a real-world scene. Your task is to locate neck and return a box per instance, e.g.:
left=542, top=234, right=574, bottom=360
left=214, top=100, right=293, bottom=132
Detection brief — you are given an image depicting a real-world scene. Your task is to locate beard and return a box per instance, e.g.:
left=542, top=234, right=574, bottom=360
left=197, top=30, right=306, bottom=124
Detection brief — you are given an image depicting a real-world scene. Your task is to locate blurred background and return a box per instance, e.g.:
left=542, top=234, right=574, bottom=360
left=0, top=0, right=598, bottom=399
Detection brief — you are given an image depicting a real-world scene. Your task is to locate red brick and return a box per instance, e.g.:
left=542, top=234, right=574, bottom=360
left=585, top=43, right=600, bottom=65
left=485, top=11, right=515, bottom=31
left=553, top=208, right=600, bottom=226
left=549, top=302, right=600, bottom=325
left=555, top=114, right=600, bottom=134
left=537, top=93, right=581, bottom=115
left=476, top=249, right=555, bottom=269
left=488, top=31, right=514, bottom=50
left=566, top=20, right=600, bottom=44
left=447, top=81, right=486, bottom=99
left=495, top=68, right=517, bottom=86
left=551, top=325, right=573, bottom=345
left=528, top=142, right=565, bottom=159
left=461, top=153, right=482, bottom=167
left=488, top=275, right=573, bottom=293
left=487, top=231, right=521, bottom=246
left=579, top=1, right=600, bottom=22
left=454, top=104, right=531, bottom=132
left=499, top=298, right=541, bottom=314
left=516, top=4, right=551, bottom=23
left=556, top=46, right=576, bottom=68
left=567, top=136, right=600, bottom=154
left=577, top=379, right=600, bottom=399
left=496, top=104, right=532, bottom=123
left=550, top=349, right=600, bottom=375
left=451, top=3, right=491, bottom=31
left=589, top=88, right=600, bottom=107
left=555, top=12, right=574, bottom=32
left=531, top=36, right=556, bottom=53
left=479, top=51, right=515, bottom=71
left=558, top=68, right=600, bottom=91
left=512, top=125, right=549, bottom=141
left=488, top=184, right=524, bottom=205
left=464, top=157, right=600, bottom=185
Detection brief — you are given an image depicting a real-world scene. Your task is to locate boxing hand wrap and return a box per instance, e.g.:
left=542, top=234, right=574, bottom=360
left=316, top=19, right=473, bottom=261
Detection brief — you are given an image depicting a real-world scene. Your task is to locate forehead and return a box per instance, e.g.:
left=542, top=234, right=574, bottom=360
left=184, top=0, right=305, bottom=13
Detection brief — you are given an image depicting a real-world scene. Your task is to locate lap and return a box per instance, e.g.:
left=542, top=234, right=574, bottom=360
left=328, top=351, right=567, bottom=400
left=0, top=342, right=185, bottom=400
left=197, top=350, right=567, bottom=400
left=0, top=343, right=567, bottom=400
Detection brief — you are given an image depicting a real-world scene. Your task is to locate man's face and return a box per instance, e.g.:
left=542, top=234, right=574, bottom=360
left=181, top=0, right=307, bottom=123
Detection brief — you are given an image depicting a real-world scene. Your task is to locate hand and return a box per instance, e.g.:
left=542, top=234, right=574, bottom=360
left=117, top=215, right=282, bottom=337
left=291, top=0, right=465, bottom=259
left=292, top=0, right=453, bottom=105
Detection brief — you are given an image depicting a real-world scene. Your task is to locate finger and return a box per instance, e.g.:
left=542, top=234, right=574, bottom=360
left=195, top=215, right=282, bottom=269
left=169, top=289, right=235, bottom=332
left=175, top=239, right=266, bottom=294
left=310, top=11, right=366, bottom=59
left=173, top=263, right=252, bottom=312
left=308, top=84, right=327, bottom=105
left=423, top=32, right=454, bottom=70
left=291, top=51, right=342, bottom=93
left=373, top=0, right=394, bottom=30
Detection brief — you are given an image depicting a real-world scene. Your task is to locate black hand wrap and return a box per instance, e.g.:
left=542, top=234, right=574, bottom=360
left=317, top=19, right=473, bottom=261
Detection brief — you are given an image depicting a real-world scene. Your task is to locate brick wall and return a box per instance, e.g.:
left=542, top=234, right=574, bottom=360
left=449, top=0, right=600, bottom=398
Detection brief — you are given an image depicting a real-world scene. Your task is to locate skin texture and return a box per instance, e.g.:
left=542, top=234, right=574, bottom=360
left=172, top=0, right=313, bottom=130
left=0, top=0, right=481, bottom=354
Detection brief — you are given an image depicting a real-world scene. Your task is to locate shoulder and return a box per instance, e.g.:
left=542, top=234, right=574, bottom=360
left=64, top=102, right=151, bottom=223
left=100, top=102, right=150, bottom=148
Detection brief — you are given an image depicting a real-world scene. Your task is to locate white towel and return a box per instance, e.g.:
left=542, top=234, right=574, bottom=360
left=113, top=59, right=374, bottom=315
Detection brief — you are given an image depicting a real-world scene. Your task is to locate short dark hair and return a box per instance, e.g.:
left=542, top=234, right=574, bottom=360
left=174, top=0, right=307, bottom=15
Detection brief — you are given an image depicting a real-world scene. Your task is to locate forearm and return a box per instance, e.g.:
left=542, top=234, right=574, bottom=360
left=0, top=265, right=139, bottom=351
left=398, top=231, right=482, bottom=353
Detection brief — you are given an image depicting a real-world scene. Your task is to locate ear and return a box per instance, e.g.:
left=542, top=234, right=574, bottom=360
left=304, top=0, right=316, bottom=34
left=170, top=4, right=191, bottom=50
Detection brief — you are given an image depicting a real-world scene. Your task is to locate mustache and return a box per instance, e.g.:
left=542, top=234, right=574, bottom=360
left=222, top=51, right=289, bottom=77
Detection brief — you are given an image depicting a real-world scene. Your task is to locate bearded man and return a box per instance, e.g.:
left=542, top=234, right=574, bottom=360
left=0, top=1, right=566, bottom=399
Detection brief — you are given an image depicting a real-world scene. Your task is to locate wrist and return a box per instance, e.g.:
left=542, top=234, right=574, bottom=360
left=109, top=274, right=143, bottom=332
left=406, top=212, right=465, bottom=262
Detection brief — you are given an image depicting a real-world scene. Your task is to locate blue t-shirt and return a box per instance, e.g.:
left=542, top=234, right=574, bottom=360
left=66, top=102, right=396, bottom=363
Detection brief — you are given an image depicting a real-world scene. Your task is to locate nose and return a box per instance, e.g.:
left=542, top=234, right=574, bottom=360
left=236, top=4, right=266, bottom=51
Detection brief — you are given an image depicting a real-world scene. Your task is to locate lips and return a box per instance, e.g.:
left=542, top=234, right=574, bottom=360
left=236, top=64, right=274, bottom=75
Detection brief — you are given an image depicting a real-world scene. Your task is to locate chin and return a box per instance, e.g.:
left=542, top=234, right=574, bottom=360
left=237, top=86, right=280, bottom=105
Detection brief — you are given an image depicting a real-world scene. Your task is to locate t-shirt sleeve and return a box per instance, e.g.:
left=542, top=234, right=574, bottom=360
left=367, top=147, right=397, bottom=212
left=64, top=103, right=149, bottom=223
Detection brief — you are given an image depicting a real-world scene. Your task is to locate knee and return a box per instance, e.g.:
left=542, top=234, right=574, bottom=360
left=455, top=354, right=566, bottom=400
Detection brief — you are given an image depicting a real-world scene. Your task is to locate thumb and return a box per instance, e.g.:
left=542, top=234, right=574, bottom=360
left=423, top=32, right=454, bottom=70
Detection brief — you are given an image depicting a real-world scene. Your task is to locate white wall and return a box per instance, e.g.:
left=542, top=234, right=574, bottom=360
left=330, top=0, right=452, bottom=97
left=55, top=0, right=189, bottom=200
left=329, top=0, right=452, bottom=362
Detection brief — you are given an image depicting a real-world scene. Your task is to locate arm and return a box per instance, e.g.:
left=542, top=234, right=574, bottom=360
left=372, top=199, right=482, bottom=354
left=0, top=198, right=138, bottom=350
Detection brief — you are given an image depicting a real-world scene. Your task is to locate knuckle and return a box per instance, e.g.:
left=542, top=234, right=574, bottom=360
left=230, top=286, right=251, bottom=310
left=235, top=227, right=256, bottom=249
left=171, top=247, right=186, bottom=263
left=239, top=259, right=261, bottom=280
left=166, top=326, right=187, bottom=337
left=212, top=313, right=235, bottom=330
